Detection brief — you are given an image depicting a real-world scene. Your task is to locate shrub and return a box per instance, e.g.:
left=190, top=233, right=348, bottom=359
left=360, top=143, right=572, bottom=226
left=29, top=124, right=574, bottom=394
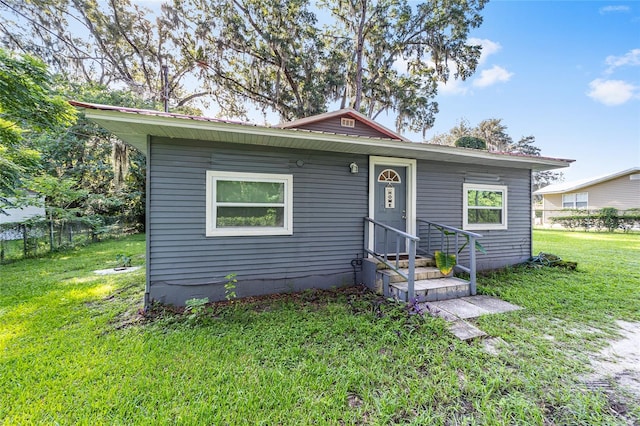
left=600, top=207, right=619, bottom=232
left=455, top=136, right=487, bottom=150
left=550, top=208, right=640, bottom=232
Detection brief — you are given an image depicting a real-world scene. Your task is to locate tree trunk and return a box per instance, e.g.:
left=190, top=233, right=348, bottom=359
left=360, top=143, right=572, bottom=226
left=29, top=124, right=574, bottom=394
left=353, top=0, right=367, bottom=110
left=112, top=139, right=129, bottom=189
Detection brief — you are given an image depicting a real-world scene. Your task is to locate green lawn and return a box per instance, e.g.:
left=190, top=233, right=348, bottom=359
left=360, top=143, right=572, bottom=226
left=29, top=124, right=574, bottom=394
left=1, top=230, right=638, bottom=425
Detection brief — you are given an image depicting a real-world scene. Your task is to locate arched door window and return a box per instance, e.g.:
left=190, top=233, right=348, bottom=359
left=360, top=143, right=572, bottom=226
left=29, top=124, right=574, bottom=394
left=377, top=169, right=401, bottom=183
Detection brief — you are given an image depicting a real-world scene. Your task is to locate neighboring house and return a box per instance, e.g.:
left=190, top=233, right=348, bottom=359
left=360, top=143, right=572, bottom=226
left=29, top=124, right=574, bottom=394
left=534, top=167, right=640, bottom=226
left=0, top=195, right=45, bottom=240
left=71, top=101, right=572, bottom=307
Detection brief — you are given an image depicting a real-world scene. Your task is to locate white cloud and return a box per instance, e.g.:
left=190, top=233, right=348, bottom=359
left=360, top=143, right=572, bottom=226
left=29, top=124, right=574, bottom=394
left=468, top=38, right=502, bottom=65
left=587, top=78, right=638, bottom=105
left=599, top=5, right=630, bottom=14
left=605, top=48, right=640, bottom=74
left=438, top=78, right=469, bottom=95
left=473, top=65, right=513, bottom=88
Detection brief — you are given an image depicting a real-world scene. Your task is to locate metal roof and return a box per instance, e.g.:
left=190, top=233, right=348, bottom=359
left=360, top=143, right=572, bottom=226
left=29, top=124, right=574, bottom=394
left=70, top=101, right=574, bottom=171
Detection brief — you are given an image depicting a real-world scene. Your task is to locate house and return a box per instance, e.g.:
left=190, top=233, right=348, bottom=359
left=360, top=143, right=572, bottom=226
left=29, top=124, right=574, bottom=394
left=534, top=167, right=640, bottom=226
left=0, top=194, right=45, bottom=240
left=70, top=101, right=572, bottom=307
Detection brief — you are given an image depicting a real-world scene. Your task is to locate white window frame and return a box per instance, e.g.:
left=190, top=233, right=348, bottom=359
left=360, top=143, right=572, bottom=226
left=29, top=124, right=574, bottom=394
left=463, top=183, right=508, bottom=231
left=562, top=192, right=588, bottom=209
left=206, top=171, right=293, bottom=237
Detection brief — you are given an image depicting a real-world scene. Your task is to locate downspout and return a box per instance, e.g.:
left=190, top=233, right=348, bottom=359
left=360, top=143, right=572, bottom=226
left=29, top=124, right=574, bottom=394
left=144, top=135, right=151, bottom=310
left=529, top=169, right=534, bottom=257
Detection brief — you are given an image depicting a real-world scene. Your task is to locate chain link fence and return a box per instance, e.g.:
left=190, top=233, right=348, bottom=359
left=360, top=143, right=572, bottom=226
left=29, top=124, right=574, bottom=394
left=0, top=216, right=141, bottom=262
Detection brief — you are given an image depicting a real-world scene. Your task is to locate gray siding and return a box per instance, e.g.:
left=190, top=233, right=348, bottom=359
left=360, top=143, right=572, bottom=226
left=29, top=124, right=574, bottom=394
left=292, top=117, right=397, bottom=139
left=148, top=138, right=535, bottom=305
left=148, top=137, right=368, bottom=305
left=416, top=161, right=532, bottom=270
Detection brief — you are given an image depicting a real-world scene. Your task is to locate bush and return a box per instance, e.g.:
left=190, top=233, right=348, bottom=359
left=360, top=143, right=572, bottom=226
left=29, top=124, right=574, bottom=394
left=550, top=208, right=640, bottom=232
left=599, top=207, right=619, bottom=232
left=455, top=136, right=487, bottom=150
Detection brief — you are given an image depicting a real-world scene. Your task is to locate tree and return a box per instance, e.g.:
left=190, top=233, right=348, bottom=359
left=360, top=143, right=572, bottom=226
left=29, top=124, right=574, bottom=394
left=428, top=118, right=564, bottom=190
left=430, top=117, right=519, bottom=152
left=0, top=48, right=75, bottom=201
left=30, top=83, right=150, bottom=225
left=170, top=0, right=343, bottom=120
left=390, top=0, right=486, bottom=135
left=0, top=0, right=201, bottom=108
left=510, top=135, right=564, bottom=193
left=29, top=174, right=87, bottom=249
left=509, top=135, right=539, bottom=156
left=1, top=0, right=487, bottom=134
left=293, top=0, right=486, bottom=134
left=474, top=118, right=512, bottom=151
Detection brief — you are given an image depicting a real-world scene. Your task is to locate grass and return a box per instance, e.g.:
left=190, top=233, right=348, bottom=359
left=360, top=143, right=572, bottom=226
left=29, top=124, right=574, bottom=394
left=1, top=230, right=639, bottom=424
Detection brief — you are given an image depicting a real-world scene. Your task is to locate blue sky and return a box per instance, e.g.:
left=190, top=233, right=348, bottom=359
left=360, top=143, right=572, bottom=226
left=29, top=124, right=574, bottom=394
left=411, top=0, right=640, bottom=182
left=137, top=0, right=638, bottom=182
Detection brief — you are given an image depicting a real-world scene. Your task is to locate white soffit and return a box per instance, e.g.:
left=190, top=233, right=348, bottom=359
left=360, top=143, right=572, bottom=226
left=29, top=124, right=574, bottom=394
left=83, top=108, right=573, bottom=171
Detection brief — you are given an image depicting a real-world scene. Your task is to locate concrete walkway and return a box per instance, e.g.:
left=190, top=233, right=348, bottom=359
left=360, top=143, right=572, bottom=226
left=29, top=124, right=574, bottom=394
left=420, top=295, right=522, bottom=341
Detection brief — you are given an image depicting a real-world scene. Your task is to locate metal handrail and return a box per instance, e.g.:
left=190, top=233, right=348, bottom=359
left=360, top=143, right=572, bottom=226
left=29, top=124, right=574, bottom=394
left=416, top=219, right=483, bottom=295
left=364, top=217, right=419, bottom=300
left=364, top=217, right=420, bottom=241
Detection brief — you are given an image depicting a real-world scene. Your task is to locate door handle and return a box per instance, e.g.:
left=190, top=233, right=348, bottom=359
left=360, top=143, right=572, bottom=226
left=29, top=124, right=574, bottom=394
left=402, top=210, right=406, bottom=220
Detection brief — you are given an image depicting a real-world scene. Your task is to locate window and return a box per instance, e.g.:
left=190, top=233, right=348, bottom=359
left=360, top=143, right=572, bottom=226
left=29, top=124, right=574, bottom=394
left=340, top=117, right=356, bottom=128
left=206, top=171, right=293, bottom=236
left=377, top=169, right=401, bottom=183
left=463, top=183, right=508, bottom=230
left=562, top=192, right=588, bottom=209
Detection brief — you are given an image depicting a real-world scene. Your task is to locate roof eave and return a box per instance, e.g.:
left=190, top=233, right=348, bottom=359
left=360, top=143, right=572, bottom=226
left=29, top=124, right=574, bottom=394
left=80, top=107, right=573, bottom=171
left=534, top=166, right=640, bottom=194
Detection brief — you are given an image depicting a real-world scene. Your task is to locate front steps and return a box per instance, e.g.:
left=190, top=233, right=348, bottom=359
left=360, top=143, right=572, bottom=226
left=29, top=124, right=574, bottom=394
left=362, top=257, right=522, bottom=341
left=389, top=277, right=471, bottom=302
left=420, top=296, right=522, bottom=341
left=362, top=256, right=471, bottom=302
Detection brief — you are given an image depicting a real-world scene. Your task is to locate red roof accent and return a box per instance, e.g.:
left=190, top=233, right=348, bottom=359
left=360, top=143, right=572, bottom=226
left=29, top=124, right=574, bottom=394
left=276, top=108, right=409, bottom=141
